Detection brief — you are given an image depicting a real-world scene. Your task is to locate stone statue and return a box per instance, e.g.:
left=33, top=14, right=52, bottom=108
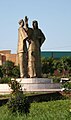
left=17, top=17, right=45, bottom=78
left=17, top=19, right=28, bottom=78
left=28, top=20, right=45, bottom=78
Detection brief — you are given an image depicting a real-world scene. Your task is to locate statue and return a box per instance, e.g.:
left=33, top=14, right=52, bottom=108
left=28, top=20, right=45, bottom=78
left=17, top=17, right=45, bottom=78
left=17, top=19, right=28, bottom=78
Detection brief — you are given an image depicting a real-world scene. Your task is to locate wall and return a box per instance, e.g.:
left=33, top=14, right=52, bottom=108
left=0, top=50, right=17, bottom=65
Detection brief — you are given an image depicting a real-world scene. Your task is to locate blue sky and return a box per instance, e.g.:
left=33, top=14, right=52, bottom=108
left=0, top=0, right=71, bottom=53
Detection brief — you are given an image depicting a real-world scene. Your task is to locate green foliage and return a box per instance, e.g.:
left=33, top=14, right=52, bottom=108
left=52, top=76, right=60, bottom=83
left=41, top=57, right=48, bottom=74
left=7, top=80, right=30, bottom=114
left=12, top=66, right=20, bottom=78
left=1, top=56, right=71, bottom=79
left=0, top=66, right=3, bottom=78
left=7, top=92, right=30, bottom=114
left=41, top=56, right=71, bottom=77
left=8, top=80, right=22, bottom=93
left=1, top=61, right=20, bottom=81
left=0, top=77, right=11, bottom=83
left=62, top=82, right=71, bottom=92
left=2, top=61, right=14, bottom=77
left=53, top=59, right=62, bottom=73
left=41, top=57, right=55, bottom=75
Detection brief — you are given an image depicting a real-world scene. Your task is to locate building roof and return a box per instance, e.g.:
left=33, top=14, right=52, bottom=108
left=41, top=51, right=71, bottom=59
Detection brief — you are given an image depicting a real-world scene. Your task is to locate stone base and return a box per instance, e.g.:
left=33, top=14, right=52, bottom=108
left=15, top=78, right=61, bottom=92
left=16, top=78, right=53, bottom=83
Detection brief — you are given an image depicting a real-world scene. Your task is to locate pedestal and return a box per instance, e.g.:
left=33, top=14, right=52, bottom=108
left=15, top=78, right=61, bottom=92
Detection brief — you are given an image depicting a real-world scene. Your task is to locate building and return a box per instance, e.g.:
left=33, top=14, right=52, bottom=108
left=0, top=50, right=71, bottom=66
left=41, top=51, right=71, bottom=59
left=0, top=50, right=17, bottom=65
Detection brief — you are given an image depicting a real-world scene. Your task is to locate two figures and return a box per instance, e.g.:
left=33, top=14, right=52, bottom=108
left=17, top=16, right=45, bottom=78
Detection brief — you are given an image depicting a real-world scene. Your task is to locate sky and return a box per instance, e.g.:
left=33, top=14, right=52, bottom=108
left=0, top=0, right=71, bottom=53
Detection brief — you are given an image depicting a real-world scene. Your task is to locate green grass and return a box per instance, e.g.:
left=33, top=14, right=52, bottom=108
left=0, top=94, right=11, bottom=100
left=0, top=99, right=71, bottom=120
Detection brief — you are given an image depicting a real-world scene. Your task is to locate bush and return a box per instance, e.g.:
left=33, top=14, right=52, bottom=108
left=8, top=80, right=22, bottom=94
left=7, top=80, right=30, bottom=114
left=0, top=77, right=11, bottom=84
left=7, top=92, right=30, bottom=114
left=52, top=76, right=60, bottom=83
left=2, top=61, right=14, bottom=77
left=62, top=82, right=71, bottom=92
left=12, top=66, right=20, bottom=78
left=0, top=66, right=3, bottom=78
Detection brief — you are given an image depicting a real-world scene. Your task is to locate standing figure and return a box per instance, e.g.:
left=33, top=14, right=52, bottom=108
left=28, top=20, right=45, bottom=78
left=17, top=19, right=28, bottom=78
left=23, top=16, right=34, bottom=78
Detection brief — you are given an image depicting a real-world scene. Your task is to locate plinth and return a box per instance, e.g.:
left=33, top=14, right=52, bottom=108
left=15, top=78, right=60, bottom=92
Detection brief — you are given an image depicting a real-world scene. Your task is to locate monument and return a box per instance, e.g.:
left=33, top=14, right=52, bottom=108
left=17, top=16, right=53, bottom=92
left=17, top=19, right=28, bottom=78
left=18, top=16, right=45, bottom=78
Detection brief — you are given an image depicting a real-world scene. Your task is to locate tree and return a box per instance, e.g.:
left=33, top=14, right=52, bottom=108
left=41, top=57, right=55, bottom=75
left=53, top=59, right=63, bottom=75
left=41, top=57, right=48, bottom=74
left=2, top=61, right=14, bottom=77
left=0, top=66, right=3, bottom=78
left=12, top=66, right=20, bottom=78
left=60, top=57, right=70, bottom=76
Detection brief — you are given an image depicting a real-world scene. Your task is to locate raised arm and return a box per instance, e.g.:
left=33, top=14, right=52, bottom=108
left=24, top=16, right=29, bottom=30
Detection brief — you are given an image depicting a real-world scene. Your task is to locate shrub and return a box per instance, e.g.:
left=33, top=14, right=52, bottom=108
left=0, top=66, right=3, bottom=78
left=2, top=61, right=14, bottom=77
left=7, top=92, right=30, bottom=114
left=7, top=80, right=30, bottom=114
left=0, top=77, right=11, bottom=83
left=62, top=82, right=71, bottom=92
left=8, top=80, right=22, bottom=94
left=12, top=66, right=20, bottom=78
left=53, top=76, right=60, bottom=83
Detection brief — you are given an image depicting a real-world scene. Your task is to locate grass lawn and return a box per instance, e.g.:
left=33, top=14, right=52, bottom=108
left=0, top=99, right=71, bottom=120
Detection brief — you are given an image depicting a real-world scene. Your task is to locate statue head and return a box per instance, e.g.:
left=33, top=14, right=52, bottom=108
left=32, top=20, right=38, bottom=29
left=18, top=19, right=24, bottom=27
